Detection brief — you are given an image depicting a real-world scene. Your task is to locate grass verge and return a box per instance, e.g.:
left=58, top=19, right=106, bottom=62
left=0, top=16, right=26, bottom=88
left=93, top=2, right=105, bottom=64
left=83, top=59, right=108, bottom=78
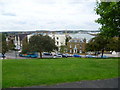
left=2, top=58, right=119, bottom=88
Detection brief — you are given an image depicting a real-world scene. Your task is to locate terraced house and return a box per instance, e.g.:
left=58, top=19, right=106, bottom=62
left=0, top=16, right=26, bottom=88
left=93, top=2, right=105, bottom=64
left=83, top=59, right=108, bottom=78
left=67, top=38, right=86, bottom=54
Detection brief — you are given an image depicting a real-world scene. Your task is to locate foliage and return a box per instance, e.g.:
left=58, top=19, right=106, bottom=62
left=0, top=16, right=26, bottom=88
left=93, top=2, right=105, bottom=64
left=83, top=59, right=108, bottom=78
left=95, top=2, right=120, bottom=37
left=65, top=36, right=72, bottom=45
left=60, top=45, right=67, bottom=53
left=7, top=39, right=15, bottom=50
left=0, top=33, right=9, bottom=58
left=86, top=34, right=119, bottom=57
left=106, top=37, right=119, bottom=52
left=29, top=35, right=57, bottom=58
left=21, top=37, right=30, bottom=54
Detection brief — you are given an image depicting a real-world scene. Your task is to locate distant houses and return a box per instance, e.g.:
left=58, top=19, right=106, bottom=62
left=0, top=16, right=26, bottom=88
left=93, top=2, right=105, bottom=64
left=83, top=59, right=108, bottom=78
left=6, top=32, right=87, bottom=54
left=14, top=34, right=28, bottom=50
left=67, top=38, right=86, bottom=54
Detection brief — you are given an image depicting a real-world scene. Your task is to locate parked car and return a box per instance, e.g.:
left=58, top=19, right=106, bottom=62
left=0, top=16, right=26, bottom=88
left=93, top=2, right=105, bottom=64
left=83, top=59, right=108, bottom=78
left=64, top=54, right=73, bottom=57
left=53, top=54, right=62, bottom=58
left=43, top=53, right=52, bottom=56
left=57, top=54, right=67, bottom=58
left=0, top=54, right=6, bottom=59
left=19, top=52, right=38, bottom=58
left=62, top=54, right=68, bottom=58
left=85, top=55, right=96, bottom=58
left=73, top=54, right=81, bottom=58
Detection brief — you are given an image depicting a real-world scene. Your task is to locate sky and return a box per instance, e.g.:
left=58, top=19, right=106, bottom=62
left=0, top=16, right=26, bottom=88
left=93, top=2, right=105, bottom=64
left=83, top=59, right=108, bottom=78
left=0, top=0, right=101, bottom=32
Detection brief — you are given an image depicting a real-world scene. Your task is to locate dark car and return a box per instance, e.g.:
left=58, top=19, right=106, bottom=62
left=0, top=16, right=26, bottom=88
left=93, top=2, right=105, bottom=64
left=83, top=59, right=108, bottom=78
left=0, top=54, right=6, bottom=59
left=43, top=53, right=52, bottom=56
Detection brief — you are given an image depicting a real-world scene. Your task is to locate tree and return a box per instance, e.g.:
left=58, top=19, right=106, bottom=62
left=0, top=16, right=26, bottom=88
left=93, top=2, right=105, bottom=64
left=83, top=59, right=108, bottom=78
left=7, top=39, right=15, bottom=50
left=21, top=37, right=30, bottom=54
left=95, top=1, right=120, bottom=37
left=29, top=35, right=57, bottom=58
left=107, top=37, right=120, bottom=52
left=60, top=45, right=67, bottom=53
left=65, top=36, right=72, bottom=45
left=0, top=33, right=8, bottom=59
left=86, top=34, right=110, bottom=57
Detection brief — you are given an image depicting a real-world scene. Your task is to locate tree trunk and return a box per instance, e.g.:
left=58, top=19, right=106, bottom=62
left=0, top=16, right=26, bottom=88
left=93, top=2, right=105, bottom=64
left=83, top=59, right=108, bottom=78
left=101, top=49, right=104, bottom=58
left=39, top=51, right=42, bottom=59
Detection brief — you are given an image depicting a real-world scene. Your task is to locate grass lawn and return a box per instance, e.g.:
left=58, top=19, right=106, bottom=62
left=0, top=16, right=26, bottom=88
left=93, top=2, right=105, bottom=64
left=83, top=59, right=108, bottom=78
left=2, top=58, right=119, bottom=88
left=0, top=60, right=2, bottom=89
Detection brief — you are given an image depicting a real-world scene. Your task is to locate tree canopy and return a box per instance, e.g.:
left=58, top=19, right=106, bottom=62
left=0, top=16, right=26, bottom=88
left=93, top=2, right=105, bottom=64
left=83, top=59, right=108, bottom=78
left=86, top=34, right=119, bottom=57
left=0, top=33, right=8, bottom=59
left=95, top=1, right=120, bottom=37
left=28, top=35, right=57, bottom=58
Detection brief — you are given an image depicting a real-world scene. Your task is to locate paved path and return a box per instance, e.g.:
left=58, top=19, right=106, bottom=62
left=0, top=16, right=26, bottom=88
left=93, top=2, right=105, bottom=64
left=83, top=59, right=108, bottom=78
left=23, top=78, right=119, bottom=88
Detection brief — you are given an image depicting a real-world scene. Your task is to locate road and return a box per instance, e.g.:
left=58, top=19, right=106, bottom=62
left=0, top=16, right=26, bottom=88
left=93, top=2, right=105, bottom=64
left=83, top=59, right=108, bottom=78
left=20, top=78, right=119, bottom=88
left=1, top=50, right=119, bottom=60
left=4, top=51, right=29, bottom=59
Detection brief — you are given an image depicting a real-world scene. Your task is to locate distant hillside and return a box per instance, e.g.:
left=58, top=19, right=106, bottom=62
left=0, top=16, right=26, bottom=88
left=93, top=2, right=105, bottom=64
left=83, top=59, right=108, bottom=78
left=1, top=30, right=100, bottom=35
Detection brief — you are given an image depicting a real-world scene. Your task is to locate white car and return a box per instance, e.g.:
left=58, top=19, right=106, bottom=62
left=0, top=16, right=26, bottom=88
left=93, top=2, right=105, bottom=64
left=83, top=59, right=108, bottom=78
left=53, top=54, right=62, bottom=58
left=85, top=55, right=97, bottom=58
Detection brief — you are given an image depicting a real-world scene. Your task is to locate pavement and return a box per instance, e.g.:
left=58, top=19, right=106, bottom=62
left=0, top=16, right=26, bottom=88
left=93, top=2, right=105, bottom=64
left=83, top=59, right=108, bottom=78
left=98, top=54, right=120, bottom=57
left=22, top=78, right=119, bottom=88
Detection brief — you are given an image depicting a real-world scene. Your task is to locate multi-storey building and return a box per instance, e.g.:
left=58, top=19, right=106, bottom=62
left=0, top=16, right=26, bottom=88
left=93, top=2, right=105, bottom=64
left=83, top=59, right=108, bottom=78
left=14, top=34, right=28, bottom=50
left=27, top=33, right=66, bottom=51
left=67, top=38, right=86, bottom=54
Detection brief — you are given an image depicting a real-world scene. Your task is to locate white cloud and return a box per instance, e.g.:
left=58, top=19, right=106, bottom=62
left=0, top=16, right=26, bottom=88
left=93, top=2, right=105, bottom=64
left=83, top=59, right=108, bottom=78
left=0, top=0, right=100, bottom=32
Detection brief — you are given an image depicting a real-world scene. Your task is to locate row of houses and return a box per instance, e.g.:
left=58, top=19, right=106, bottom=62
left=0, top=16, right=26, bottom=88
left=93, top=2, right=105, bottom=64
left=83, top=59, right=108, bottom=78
left=6, top=33, right=86, bottom=54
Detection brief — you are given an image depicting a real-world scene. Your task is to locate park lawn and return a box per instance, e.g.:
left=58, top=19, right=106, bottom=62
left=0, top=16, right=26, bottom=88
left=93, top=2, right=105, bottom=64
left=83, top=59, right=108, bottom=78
left=2, top=58, right=119, bottom=88
left=0, top=60, right=2, bottom=89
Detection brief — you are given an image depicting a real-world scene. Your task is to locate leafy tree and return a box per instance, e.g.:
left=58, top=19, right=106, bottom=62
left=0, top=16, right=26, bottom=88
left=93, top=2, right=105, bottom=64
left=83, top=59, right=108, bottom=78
left=60, top=45, right=67, bottom=53
left=86, top=35, right=110, bottom=57
left=21, top=37, right=30, bottom=54
left=86, top=34, right=119, bottom=57
left=29, top=35, right=57, bottom=58
left=0, top=33, right=8, bottom=59
left=106, top=37, right=118, bottom=52
left=65, top=36, right=72, bottom=45
left=8, top=39, right=15, bottom=50
left=95, top=2, right=120, bottom=37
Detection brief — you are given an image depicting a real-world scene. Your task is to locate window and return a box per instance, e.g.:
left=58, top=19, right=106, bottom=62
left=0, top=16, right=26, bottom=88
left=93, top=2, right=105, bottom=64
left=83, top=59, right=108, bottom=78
left=75, top=40, right=77, bottom=42
left=80, top=45, right=82, bottom=48
left=80, top=40, right=82, bottom=43
left=79, top=50, right=82, bottom=53
left=70, top=45, right=72, bottom=48
left=57, top=41, right=59, bottom=45
left=75, top=45, right=77, bottom=48
left=57, top=37, right=59, bottom=40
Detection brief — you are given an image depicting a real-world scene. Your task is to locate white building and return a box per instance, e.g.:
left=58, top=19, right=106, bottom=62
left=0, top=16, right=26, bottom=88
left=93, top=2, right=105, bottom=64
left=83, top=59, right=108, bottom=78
left=49, top=34, right=66, bottom=46
left=14, top=34, right=28, bottom=50
left=27, top=33, right=66, bottom=51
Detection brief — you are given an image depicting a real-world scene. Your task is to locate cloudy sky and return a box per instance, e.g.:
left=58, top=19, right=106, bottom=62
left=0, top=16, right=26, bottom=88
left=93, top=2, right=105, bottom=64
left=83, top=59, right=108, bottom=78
left=0, top=0, right=101, bottom=32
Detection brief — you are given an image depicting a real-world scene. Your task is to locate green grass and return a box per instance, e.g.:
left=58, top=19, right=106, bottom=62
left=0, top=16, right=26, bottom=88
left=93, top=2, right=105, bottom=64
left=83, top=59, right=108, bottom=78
left=0, top=60, right=2, bottom=89
left=2, top=58, right=119, bottom=88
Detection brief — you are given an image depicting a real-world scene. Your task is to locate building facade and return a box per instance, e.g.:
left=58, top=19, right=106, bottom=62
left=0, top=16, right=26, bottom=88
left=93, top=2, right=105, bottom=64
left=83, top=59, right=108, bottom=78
left=27, top=33, right=66, bottom=51
left=14, top=34, right=28, bottom=50
left=67, top=38, right=86, bottom=54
